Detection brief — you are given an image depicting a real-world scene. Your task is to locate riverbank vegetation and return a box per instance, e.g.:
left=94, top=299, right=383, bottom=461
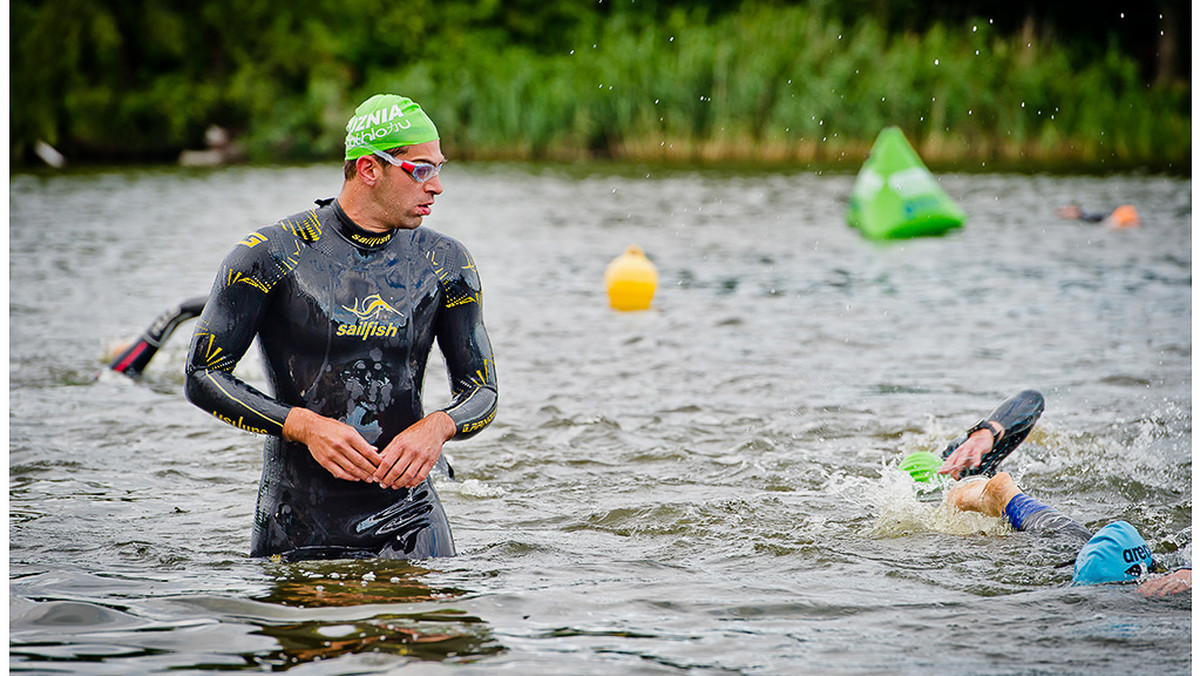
left=11, top=0, right=1190, bottom=172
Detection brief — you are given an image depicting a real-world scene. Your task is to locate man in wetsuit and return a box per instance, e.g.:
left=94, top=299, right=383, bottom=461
left=950, top=473, right=1191, bottom=595
left=185, top=94, right=497, bottom=561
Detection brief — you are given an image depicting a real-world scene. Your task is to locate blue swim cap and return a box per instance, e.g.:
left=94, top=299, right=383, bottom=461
left=1072, top=521, right=1154, bottom=585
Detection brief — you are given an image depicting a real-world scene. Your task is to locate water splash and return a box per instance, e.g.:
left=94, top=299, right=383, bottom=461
left=444, top=478, right=507, bottom=499
left=828, top=465, right=1011, bottom=538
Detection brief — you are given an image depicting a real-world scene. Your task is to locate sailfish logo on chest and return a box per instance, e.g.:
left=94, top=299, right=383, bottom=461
left=344, top=294, right=402, bottom=320
left=338, top=294, right=403, bottom=340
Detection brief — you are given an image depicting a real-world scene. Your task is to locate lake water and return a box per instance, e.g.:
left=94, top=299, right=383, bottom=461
left=9, top=163, right=1191, bottom=674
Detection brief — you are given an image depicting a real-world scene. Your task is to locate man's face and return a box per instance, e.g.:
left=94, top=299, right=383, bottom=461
left=378, top=140, right=445, bottom=230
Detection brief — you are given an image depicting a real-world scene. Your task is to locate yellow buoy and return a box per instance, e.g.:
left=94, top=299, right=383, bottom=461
left=604, top=245, right=658, bottom=311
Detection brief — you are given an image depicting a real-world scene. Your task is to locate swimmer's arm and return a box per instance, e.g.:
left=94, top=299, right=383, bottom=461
left=433, top=245, right=498, bottom=440
left=373, top=306, right=490, bottom=487
left=185, top=235, right=382, bottom=483
left=110, top=296, right=208, bottom=376
left=939, top=390, right=1045, bottom=477
left=371, top=410, right=456, bottom=489
left=183, top=241, right=293, bottom=437
left=1138, top=568, right=1191, bottom=597
left=938, top=429, right=996, bottom=478
left=438, top=308, right=499, bottom=440
left=1005, top=495, right=1093, bottom=542
left=373, top=300, right=495, bottom=488
left=984, top=389, right=1045, bottom=443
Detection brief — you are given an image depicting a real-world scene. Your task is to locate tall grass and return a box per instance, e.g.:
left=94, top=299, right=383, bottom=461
left=372, top=5, right=1188, bottom=170
left=11, top=1, right=1188, bottom=170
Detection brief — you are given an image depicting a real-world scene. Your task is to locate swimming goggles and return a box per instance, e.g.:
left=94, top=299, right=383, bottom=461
left=368, top=146, right=443, bottom=183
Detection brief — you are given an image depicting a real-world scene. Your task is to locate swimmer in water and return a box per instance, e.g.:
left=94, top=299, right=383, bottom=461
left=108, top=297, right=207, bottom=377
left=949, top=472, right=1191, bottom=595
left=1056, top=204, right=1141, bottom=228
left=184, top=93, right=498, bottom=561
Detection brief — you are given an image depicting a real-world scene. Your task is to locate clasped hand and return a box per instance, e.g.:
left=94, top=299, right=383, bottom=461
left=282, top=408, right=456, bottom=489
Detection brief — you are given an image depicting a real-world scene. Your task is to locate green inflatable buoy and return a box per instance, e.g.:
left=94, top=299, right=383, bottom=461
left=846, top=127, right=967, bottom=240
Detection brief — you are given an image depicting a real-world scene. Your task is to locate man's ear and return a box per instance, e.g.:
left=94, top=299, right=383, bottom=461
left=356, top=156, right=382, bottom=186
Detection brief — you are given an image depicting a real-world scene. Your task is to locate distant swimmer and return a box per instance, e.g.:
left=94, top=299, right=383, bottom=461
left=184, top=93, right=497, bottom=562
left=949, top=472, right=1191, bottom=594
left=1056, top=204, right=1141, bottom=228
left=108, top=297, right=207, bottom=377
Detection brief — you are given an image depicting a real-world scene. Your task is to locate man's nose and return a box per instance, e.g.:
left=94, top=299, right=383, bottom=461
left=426, top=174, right=443, bottom=194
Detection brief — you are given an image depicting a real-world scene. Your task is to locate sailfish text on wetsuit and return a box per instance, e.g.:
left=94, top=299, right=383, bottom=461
left=336, top=322, right=399, bottom=339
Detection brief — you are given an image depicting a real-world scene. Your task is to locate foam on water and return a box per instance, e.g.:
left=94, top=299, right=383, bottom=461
left=829, top=466, right=1012, bottom=538
left=445, top=478, right=508, bottom=499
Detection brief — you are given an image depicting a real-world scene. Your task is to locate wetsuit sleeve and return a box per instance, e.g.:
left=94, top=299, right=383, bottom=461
left=110, top=296, right=207, bottom=376
left=1003, top=492, right=1093, bottom=542
left=943, top=390, right=1045, bottom=476
left=984, top=390, right=1045, bottom=444
left=184, top=233, right=294, bottom=436
left=430, top=240, right=498, bottom=439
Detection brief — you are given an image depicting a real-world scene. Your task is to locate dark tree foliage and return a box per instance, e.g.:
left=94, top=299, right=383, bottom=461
left=9, top=0, right=1190, bottom=166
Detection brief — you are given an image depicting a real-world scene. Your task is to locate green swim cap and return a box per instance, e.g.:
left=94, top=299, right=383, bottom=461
left=898, top=451, right=942, bottom=483
left=344, top=94, right=439, bottom=160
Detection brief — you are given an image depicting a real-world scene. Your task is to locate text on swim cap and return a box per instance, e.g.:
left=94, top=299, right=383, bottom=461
left=1123, top=545, right=1152, bottom=563
left=345, top=104, right=416, bottom=151
left=346, top=104, right=409, bottom=133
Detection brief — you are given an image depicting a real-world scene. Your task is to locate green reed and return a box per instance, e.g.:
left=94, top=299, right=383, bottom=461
left=373, top=5, right=1188, bottom=170
left=11, top=1, right=1188, bottom=171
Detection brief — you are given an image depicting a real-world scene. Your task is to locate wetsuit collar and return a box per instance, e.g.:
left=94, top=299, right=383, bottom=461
left=328, top=198, right=396, bottom=250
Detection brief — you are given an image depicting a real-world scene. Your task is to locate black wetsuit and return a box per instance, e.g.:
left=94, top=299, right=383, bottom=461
left=942, top=389, right=1045, bottom=478
left=185, top=198, right=497, bottom=561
